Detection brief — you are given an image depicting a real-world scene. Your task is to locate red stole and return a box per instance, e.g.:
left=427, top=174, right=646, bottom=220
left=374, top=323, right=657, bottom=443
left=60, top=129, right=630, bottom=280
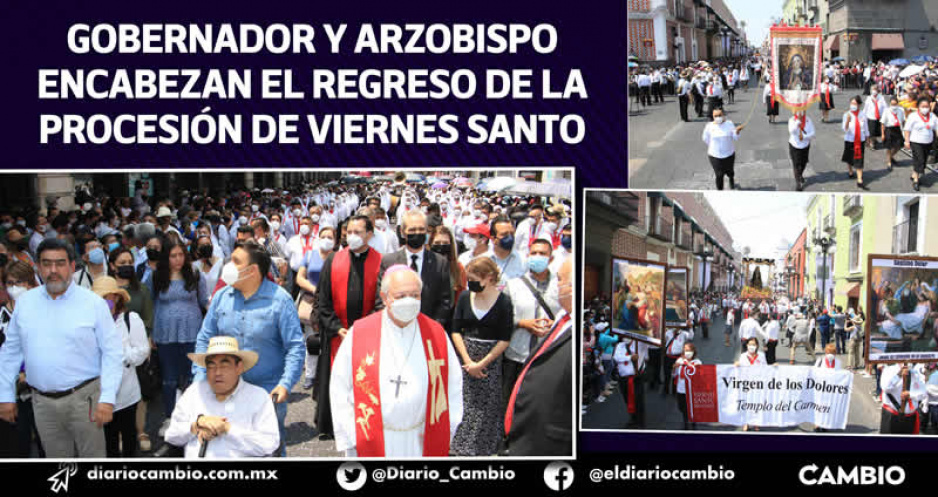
left=350, top=312, right=451, bottom=457
left=330, top=247, right=382, bottom=365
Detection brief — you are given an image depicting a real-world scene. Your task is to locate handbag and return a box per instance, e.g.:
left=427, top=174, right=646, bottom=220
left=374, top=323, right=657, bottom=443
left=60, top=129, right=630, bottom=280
left=125, top=312, right=161, bottom=401
left=296, top=290, right=317, bottom=328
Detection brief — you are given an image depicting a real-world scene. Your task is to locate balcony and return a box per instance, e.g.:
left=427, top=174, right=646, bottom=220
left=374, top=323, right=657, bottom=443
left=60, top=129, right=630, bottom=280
left=893, top=220, right=918, bottom=254
left=649, top=218, right=674, bottom=243
left=676, top=231, right=692, bottom=250
left=842, top=195, right=863, bottom=217
left=822, top=214, right=836, bottom=235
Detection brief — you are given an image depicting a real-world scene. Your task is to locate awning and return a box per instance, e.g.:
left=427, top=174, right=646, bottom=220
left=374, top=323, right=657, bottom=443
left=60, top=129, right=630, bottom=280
left=871, top=33, right=904, bottom=51
left=824, top=35, right=839, bottom=52
left=846, top=283, right=861, bottom=299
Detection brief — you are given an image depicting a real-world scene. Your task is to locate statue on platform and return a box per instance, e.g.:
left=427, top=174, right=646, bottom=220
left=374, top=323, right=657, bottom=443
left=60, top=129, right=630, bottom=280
left=751, top=267, right=763, bottom=289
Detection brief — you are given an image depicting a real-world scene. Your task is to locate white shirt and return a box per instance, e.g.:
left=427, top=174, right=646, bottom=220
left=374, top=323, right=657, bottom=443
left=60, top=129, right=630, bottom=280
left=879, top=364, right=927, bottom=414
left=677, top=79, right=690, bottom=96
left=842, top=111, right=870, bottom=142
left=504, top=273, right=561, bottom=363
left=402, top=247, right=426, bottom=273
left=738, top=317, right=761, bottom=340
left=814, top=356, right=843, bottom=370
left=637, top=75, right=651, bottom=87
left=664, top=328, right=694, bottom=357
left=881, top=106, right=906, bottom=128
left=788, top=116, right=816, bottom=149
left=702, top=120, right=739, bottom=159
left=491, top=250, right=527, bottom=290
left=863, top=95, right=887, bottom=121
left=286, top=233, right=319, bottom=271
left=330, top=310, right=463, bottom=457
left=673, top=357, right=702, bottom=394
left=614, top=339, right=647, bottom=377
left=738, top=352, right=767, bottom=367
left=760, top=320, right=780, bottom=342
left=514, top=218, right=549, bottom=258
left=164, top=378, right=280, bottom=458
left=904, top=111, right=938, bottom=144
left=113, top=311, right=150, bottom=411
left=457, top=246, right=491, bottom=268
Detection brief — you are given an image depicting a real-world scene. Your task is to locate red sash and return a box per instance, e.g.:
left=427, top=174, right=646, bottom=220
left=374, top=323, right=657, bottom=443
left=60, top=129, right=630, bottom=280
left=350, top=312, right=451, bottom=457
left=301, top=235, right=315, bottom=255
left=852, top=112, right=863, bottom=159
left=747, top=353, right=759, bottom=366
left=873, top=98, right=881, bottom=121
left=824, top=85, right=831, bottom=107
left=551, top=230, right=562, bottom=249
left=330, top=247, right=382, bottom=365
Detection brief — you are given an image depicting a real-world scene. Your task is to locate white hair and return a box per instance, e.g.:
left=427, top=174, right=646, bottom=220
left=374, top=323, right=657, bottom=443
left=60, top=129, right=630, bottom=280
left=401, top=209, right=428, bottom=231
left=380, top=266, right=424, bottom=295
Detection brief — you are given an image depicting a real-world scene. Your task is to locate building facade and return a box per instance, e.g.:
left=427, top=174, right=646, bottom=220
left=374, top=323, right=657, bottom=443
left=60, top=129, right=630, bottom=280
left=822, top=0, right=938, bottom=62
left=628, top=0, right=748, bottom=65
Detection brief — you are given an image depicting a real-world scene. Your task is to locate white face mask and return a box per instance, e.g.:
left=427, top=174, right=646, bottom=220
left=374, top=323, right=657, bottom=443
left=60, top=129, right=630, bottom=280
left=293, top=208, right=302, bottom=217
left=251, top=205, right=259, bottom=212
left=311, top=214, right=321, bottom=223
left=238, top=216, right=248, bottom=225
left=318, top=237, right=335, bottom=252
left=221, top=261, right=247, bottom=286
left=347, top=233, right=365, bottom=251
left=390, top=296, right=420, bottom=324
left=464, top=236, right=477, bottom=251
left=7, top=285, right=27, bottom=301
left=825, top=353, right=836, bottom=362
left=269, top=221, right=281, bottom=233
left=684, top=351, right=694, bottom=360
left=299, top=225, right=311, bottom=236
left=748, top=345, right=757, bottom=354
left=544, top=222, right=558, bottom=232
left=850, top=104, right=858, bottom=112
left=375, top=219, right=388, bottom=230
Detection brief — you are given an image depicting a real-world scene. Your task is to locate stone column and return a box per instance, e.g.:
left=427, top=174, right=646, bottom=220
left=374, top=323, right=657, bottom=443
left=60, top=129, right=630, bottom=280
left=36, top=173, right=76, bottom=214
left=244, top=172, right=255, bottom=190
left=274, top=171, right=284, bottom=189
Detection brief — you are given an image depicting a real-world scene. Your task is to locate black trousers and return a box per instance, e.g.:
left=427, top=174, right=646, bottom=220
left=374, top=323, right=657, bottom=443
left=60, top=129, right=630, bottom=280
left=645, top=348, right=662, bottom=388
left=709, top=154, right=736, bottom=190
left=678, top=94, right=689, bottom=121
left=652, top=82, right=662, bottom=103
left=501, top=358, right=524, bottom=410
left=693, top=94, right=704, bottom=116
left=766, top=340, right=778, bottom=364
left=639, top=86, right=651, bottom=106
left=620, top=373, right=645, bottom=427
left=104, top=403, right=138, bottom=458
left=790, top=143, right=810, bottom=183
left=662, top=355, right=677, bottom=394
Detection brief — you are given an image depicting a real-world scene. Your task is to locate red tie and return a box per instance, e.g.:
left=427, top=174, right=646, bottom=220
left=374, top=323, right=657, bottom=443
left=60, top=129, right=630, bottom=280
left=853, top=112, right=862, bottom=159
left=874, top=99, right=880, bottom=121
left=504, top=313, right=571, bottom=436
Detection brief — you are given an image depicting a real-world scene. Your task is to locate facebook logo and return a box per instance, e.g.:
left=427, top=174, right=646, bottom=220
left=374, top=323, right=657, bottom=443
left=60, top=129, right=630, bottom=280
left=543, top=462, right=574, bottom=491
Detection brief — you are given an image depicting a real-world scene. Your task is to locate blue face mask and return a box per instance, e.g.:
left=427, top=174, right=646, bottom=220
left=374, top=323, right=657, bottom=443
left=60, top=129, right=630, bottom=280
left=87, top=247, right=106, bottom=265
left=498, top=234, right=515, bottom=251
left=107, top=242, right=120, bottom=253
left=527, top=255, right=550, bottom=274
left=561, top=235, right=572, bottom=250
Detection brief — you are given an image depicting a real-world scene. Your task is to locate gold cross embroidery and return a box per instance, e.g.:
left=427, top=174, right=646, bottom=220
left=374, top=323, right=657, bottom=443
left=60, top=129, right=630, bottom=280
left=426, top=339, right=448, bottom=424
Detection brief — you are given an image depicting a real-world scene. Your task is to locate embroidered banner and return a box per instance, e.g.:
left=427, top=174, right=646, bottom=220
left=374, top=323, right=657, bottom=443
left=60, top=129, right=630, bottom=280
left=770, top=24, right=823, bottom=112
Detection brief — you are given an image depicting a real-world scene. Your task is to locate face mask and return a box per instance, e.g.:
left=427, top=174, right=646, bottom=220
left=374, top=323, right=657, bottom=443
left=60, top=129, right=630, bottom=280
left=293, top=208, right=302, bottom=218
left=472, top=209, right=482, bottom=218
left=825, top=353, right=836, bottom=362
left=850, top=104, right=858, bottom=112
left=390, top=296, right=421, bottom=324
left=527, top=255, right=550, bottom=274
left=221, top=261, right=248, bottom=286
left=872, top=90, right=878, bottom=96
left=311, top=214, right=321, bottom=223
left=375, top=219, right=388, bottom=230
left=318, top=238, right=335, bottom=252
left=464, top=236, right=478, bottom=251
left=498, top=234, right=515, bottom=251
left=258, top=237, right=267, bottom=246
left=7, top=285, right=26, bottom=301
left=15, top=220, right=25, bottom=227
left=544, top=222, right=558, bottom=232
left=198, top=244, right=213, bottom=259
left=299, top=225, right=311, bottom=236
left=239, top=216, right=248, bottom=225
left=714, top=116, right=725, bottom=124
left=270, top=221, right=281, bottom=232
left=116, top=265, right=136, bottom=280
left=251, top=205, right=259, bottom=212
left=468, top=280, right=485, bottom=293
left=106, top=299, right=116, bottom=314
left=347, top=233, right=365, bottom=251
left=684, top=351, right=694, bottom=360
left=0, top=222, right=11, bottom=230
left=13, top=239, right=28, bottom=251
left=88, top=248, right=106, bottom=265
left=146, top=248, right=161, bottom=261
left=748, top=345, right=757, bottom=354
left=406, top=233, right=428, bottom=250
left=561, top=235, right=572, bottom=250
left=107, top=242, right=120, bottom=253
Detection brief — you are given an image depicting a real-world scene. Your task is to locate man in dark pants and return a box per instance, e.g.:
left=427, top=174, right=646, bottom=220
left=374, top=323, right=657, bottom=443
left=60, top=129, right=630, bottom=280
left=614, top=334, right=647, bottom=428
left=693, top=73, right=705, bottom=118
left=651, top=69, right=663, bottom=104
left=677, top=71, right=691, bottom=122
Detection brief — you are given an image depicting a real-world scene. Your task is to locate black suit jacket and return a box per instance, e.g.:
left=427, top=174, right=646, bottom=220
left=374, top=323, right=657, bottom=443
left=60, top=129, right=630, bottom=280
left=504, top=316, right=573, bottom=456
left=379, top=248, right=452, bottom=330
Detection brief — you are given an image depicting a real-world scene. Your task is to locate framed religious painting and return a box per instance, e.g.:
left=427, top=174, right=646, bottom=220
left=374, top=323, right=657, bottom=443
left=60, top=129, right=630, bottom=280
left=664, top=266, right=690, bottom=329
left=866, top=254, right=938, bottom=364
left=769, top=24, right=822, bottom=112
left=610, top=255, right=666, bottom=346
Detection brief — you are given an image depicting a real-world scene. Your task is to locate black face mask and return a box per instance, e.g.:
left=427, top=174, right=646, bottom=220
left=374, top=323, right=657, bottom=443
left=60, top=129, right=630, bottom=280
left=13, top=239, right=28, bottom=251
left=406, top=233, right=427, bottom=250
left=116, top=265, right=136, bottom=280
left=468, top=280, right=485, bottom=293
left=146, top=248, right=161, bottom=261
left=431, top=244, right=451, bottom=256
left=0, top=253, right=7, bottom=267
left=197, top=244, right=213, bottom=259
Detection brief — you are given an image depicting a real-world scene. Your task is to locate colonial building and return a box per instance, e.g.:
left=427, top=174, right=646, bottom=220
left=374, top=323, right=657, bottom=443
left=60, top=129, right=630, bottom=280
left=820, top=0, right=938, bottom=62
left=629, top=0, right=748, bottom=65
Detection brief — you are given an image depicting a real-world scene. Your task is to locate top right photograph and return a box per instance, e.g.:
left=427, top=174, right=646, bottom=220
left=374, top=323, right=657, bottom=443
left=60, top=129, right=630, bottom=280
left=628, top=0, right=938, bottom=193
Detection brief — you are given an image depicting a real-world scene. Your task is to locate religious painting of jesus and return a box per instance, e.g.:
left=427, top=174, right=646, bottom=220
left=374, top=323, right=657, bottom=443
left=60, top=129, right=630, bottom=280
left=665, top=267, right=690, bottom=329
left=611, top=256, right=666, bottom=346
left=866, top=254, right=938, bottom=364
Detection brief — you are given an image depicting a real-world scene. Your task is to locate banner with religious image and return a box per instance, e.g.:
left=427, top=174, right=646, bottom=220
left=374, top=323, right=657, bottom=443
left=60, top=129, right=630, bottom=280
left=866, top=255, right=938, bottom=364
left=685, top=365, right=853, bottom=430
left=611, top=256, right=666, bottom=346
left=665, top=267, right=690, bottom=329
left=770, top=24, right=823, bottom=112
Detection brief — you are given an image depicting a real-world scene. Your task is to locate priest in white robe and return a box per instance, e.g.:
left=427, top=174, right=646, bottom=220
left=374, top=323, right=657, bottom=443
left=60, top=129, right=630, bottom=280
left=331, top=265, right=463, bottom=457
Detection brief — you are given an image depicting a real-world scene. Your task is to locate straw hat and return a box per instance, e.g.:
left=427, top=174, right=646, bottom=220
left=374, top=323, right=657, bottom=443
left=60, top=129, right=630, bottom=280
left=155, top=206, right=173, bottom=218
left=91, top=276, right=131, bottom=305
left=188, top=336, right=259, bottom=372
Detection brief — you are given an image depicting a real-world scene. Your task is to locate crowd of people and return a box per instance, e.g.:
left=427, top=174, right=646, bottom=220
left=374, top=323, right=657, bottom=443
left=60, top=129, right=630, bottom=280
left=631, top=55, right=938, bottom=192
left=0, top=172, right=574, bottom=458
left=583, top=290, right=938, bottom=434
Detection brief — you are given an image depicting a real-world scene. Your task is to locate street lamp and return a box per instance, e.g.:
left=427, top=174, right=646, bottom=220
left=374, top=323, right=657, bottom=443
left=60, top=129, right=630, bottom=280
left=811, top=234, right=837, bottom=310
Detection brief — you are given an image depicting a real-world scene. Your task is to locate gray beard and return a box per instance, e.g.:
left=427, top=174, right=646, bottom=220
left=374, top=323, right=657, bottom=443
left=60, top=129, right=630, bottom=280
left=46, top=279, right=68, bottom=295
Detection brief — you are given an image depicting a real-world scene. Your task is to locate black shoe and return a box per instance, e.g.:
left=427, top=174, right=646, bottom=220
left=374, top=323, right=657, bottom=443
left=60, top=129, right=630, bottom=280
left=857, top=181, right=867, bottom=190
left=796, top=180, right=804, bottom=191
left=914, top=181, right=921, bottom=192
left=318, top=433, right=335, bottom=441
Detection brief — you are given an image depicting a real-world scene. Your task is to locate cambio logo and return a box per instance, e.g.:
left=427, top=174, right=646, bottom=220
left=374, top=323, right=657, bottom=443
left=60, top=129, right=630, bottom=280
left=799, top=464, right=905, bottom=486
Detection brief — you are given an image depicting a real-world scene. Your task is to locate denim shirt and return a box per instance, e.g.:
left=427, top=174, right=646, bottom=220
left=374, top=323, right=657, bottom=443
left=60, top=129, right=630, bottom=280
left=192, top=279, right=304, bottom=393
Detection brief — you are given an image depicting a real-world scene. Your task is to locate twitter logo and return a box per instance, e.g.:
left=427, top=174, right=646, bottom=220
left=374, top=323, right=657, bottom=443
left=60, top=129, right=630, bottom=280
left=337, top=462, right=367, bottom=491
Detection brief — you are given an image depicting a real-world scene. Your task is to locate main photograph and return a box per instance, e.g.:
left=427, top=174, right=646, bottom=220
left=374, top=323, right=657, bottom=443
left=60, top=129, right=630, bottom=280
left=0, top=168, right=574, bottom=459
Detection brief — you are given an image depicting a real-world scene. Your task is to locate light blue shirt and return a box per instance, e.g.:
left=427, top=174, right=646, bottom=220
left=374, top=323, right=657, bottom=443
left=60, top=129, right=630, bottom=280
left=0, top=282, right=123, bottom=404
left=192, top=279, right=305, bottom=393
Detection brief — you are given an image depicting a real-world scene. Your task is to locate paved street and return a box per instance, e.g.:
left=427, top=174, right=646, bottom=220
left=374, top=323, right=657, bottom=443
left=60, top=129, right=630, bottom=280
left=582, top=312, right=883, bottom=433
left=628, top=81, right=937, bottom=192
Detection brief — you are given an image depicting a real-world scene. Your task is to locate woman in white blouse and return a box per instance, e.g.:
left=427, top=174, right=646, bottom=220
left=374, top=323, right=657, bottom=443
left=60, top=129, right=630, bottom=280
left=672, top=342, right=702, bottom=430
left=904, top=97, right=938, bottom=192
left=788, top=110, right=816, bottom=191
left=734, top=336, right=768, bottom=431
left=880, top=95, right=906, bottom=171
left=842, top=95, right=870, bottom=189
left=702, top=107, right=746, bottom=190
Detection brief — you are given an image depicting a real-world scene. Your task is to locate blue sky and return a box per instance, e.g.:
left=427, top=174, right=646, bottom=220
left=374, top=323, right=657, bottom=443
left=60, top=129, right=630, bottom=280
left=725, top=0, right=784, bottom=48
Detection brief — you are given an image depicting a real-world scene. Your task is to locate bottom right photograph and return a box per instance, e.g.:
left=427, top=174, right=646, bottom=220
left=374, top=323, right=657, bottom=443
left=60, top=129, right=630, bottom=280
left=582, top=189, right=938, bottom=436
